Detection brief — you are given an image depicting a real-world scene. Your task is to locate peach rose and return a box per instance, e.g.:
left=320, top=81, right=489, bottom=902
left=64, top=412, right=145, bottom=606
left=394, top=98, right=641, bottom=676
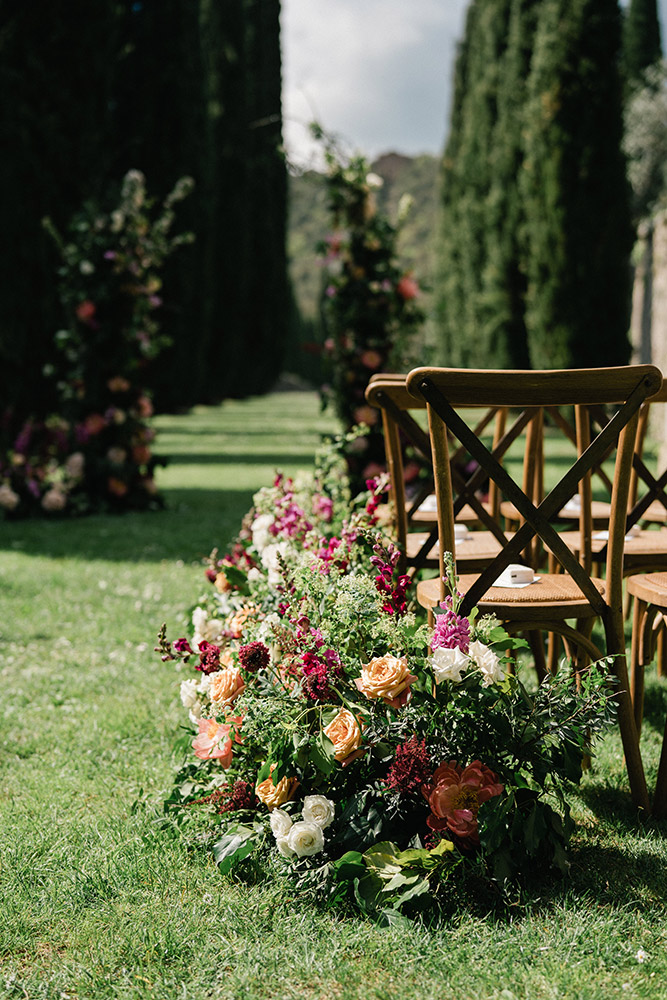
left=226, top=605, right=256, bottom=640
left=256, top=764, right=299, bottom=811
left=323, top=708, right=363, bottom=763
left=192, top=718, right=235, bottom=767
left=354, top=654, right=417, bottom=709
left=209, top=667, right=245, bottom=708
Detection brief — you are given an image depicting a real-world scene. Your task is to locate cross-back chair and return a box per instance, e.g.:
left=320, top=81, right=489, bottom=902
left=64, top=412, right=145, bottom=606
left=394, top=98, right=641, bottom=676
left=625, top=571, right=667, bottom=819
left=405, top=364, right=663, bottom=814
left=365, top=374, right=510, bottom=578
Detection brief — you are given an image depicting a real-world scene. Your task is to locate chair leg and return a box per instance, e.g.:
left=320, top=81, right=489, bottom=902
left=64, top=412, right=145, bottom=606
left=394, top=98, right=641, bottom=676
left=658, top=624, right=666, bottom=679
left=605, top=611, right=651, bottom=814
left=653, top=714, right=667, bottom=820
left=630, top=597, right=647, bottom=737
left=527, top=631, right=547, bottom=683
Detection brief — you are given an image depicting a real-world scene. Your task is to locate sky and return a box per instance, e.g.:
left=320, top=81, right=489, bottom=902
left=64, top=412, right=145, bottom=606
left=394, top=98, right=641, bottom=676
left=281, top=0, right=667, bottom=168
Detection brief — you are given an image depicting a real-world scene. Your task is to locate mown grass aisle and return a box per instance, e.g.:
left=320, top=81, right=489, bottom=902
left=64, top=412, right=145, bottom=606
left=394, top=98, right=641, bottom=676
left=1, top=391, right=666, bottom=1000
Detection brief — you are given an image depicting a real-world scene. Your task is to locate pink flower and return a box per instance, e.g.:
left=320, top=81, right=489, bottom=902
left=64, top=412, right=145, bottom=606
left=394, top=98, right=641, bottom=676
left=359, top=349, right=383, bottom=370
left=422, top=760, right=504, bottom=845
left=431, top=599, right=471, bottom=653
left=396, top=274, right=419, bottom=300
left=192, top=718, right=236, bottom=766
left=75, top=299, right=97, bottom=324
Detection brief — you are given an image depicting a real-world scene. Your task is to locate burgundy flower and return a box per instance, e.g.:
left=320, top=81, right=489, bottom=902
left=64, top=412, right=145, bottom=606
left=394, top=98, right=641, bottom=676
left=300, top=649, right=342, bottom=701
left=238, top=641, right=270, bottom=674
left=173, top=637, right=193, bottom=655
left=386, top=736, right=432, bottom=795
left=197, top=640, right=221, bottom=674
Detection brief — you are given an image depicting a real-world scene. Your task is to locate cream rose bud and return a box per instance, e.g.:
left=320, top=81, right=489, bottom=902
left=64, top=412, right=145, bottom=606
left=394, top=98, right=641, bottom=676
left=269, top=808, right=293, bottom=839
left=301, top=795, right=335, bottom=829
left=468, top=640, right=505, bottom=686
left=286, top=821, right=325, bottom=858
left=251, top=512, right=274, bottom=552
left=430, top=645, right=470, bottom=684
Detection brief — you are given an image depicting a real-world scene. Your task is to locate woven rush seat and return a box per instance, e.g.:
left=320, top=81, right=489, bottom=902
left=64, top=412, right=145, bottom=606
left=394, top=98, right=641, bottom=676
left=417, top=572, right=605, bottom=612
left=558, top=526, right=667, bottom=563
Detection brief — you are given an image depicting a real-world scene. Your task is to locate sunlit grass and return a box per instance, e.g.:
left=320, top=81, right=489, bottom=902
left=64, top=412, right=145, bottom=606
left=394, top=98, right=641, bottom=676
left=0, top=390, right=666, bottom=1000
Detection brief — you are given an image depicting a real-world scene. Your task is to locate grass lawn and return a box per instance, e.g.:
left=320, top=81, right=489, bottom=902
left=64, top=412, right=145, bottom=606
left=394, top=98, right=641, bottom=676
left=1, top=390, right=667, bottom=1000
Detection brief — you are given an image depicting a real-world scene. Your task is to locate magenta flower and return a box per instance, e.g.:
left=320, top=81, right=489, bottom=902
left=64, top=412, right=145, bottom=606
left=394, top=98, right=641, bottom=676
left=431, top=600, right=471, bottom=653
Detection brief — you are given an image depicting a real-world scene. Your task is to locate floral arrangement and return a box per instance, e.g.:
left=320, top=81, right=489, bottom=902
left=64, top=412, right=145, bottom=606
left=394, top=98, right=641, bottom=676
left=312, top=124, right=425, bottom=493
left=158, top=453, right=616, bottom=921
left=0, top=170, right=194, bottom=518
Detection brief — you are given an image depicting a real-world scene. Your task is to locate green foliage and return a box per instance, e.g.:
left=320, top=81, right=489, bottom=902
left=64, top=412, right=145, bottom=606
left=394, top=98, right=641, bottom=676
left=521, top=0, right=633, bottom=368
left=624, top=61, right=667, bottom=220
left=312, top=125, right=425, bottom=492
left=438, top=0, right=633, bottom=370
left=623, top=0, right=663, bottom=89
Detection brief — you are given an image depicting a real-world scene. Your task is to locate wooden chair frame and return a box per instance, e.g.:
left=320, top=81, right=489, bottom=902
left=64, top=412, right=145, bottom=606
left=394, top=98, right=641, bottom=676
left=406, top=364, right=663, bottom=815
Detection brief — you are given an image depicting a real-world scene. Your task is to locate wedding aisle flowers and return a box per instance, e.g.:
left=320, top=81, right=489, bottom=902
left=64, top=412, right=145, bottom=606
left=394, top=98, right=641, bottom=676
left=158, top=463, right=617, bottom=920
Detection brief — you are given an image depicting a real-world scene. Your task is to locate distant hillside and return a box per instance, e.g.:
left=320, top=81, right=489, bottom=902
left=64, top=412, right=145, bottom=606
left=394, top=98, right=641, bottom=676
left=286, top=152, right=442, bottom=378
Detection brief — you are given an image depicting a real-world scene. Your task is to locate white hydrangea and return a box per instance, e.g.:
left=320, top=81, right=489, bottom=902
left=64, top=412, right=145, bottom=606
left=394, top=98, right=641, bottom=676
left=251, top=513, right=274, bottom=553
left=191, top=607, right=224, bottom=650
left=430, top=645, right=470, bottom=684
left=180, top=678, right=199, bottom=709
left=261, top=541, right=290, bottom=587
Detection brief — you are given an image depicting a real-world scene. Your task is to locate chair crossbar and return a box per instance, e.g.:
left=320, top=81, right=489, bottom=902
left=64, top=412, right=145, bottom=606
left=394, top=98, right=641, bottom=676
left=418, top=375, right=652, bottom=617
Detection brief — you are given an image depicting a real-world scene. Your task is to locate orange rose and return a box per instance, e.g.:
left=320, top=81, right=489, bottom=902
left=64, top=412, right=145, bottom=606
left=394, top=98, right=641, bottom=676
left=354, top=654, right=417, bottom=709
left=226, top=605, right=256, bottom=640
left=209, top=667, right=245, bottom=708
left=256, top=764, right=299, bottom=811
left=323, top=708, right=363, bottom=763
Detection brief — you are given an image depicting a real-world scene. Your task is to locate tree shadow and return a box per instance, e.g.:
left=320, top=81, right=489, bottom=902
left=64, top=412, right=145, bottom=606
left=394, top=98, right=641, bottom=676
left=0, top=488, right=255, bottom=563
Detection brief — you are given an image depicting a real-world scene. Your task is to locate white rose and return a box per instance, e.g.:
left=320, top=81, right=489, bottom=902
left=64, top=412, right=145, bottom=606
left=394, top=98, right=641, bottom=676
left=469, top=640, right=505, bottom=687
left=286, top=821, right=325, bottom=858
left=197, top=673, right=212, bottom=696
left=301, top=795, right=335, bottom=830
left=269, top=808, right=293, bottom=839
left=430, top=645, right=470, bottom=684
left=251, top=513, right=274, bottom=553
left=180, top=678, right=199, bottom=709
left=275, top=836, right=296, bottom=859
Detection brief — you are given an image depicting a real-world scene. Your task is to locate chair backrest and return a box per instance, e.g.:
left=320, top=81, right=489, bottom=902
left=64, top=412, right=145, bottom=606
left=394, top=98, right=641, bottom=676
left=627, top=380, right=667, bottom=527
left=365, top=374, right=509, bottom=566
left=406, top=365, right=663, bottom=616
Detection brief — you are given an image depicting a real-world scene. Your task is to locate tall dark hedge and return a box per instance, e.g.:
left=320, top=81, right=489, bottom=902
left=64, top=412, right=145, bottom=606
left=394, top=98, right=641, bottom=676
left=521, top=0, right=633, bottom=368
left=0, top=0, right=288, bottom=416
left=437, top=0, right=632, bottom=370
left=623, top=0, right=662, bottom=87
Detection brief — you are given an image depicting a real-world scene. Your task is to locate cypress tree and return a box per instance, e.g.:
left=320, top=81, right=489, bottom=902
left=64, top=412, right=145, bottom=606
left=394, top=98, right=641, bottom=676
left=0, top=1, right=119, bottom=418
left=437, top=0, right=514, bottom=367
left=624, top=0, right=662, bottom=87
left=480, top=0, right=540, bottom=370
left=521, top=0, right=633, bottom=368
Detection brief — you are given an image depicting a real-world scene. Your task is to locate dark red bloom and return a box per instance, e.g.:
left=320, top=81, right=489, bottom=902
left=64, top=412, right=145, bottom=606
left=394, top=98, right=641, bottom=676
left=238, top=641, right=270, bottom=674
left=301, top=648, right=342, bottom=702
left=173, top=637, right=193, bottom=655
left=386, top=736, right=432, bottom=795
left=197, top=640, right=221, bottom=674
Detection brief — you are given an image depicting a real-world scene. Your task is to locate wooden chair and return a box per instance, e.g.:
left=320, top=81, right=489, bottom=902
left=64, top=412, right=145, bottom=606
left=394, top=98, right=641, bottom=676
left=626, top=571, right=667, bottom=818
left=365, top=375, right=511, bottom=578
left=406, top=364, right=663, bottom=814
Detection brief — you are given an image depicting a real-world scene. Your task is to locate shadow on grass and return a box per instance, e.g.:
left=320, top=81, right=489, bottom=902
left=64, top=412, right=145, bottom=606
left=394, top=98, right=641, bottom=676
left=164, top=452, right=322, bottom=465
left=0, top=488, right=255, bottom=564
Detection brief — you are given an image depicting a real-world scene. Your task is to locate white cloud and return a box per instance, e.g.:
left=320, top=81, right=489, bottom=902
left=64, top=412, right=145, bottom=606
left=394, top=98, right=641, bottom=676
left=282, top=0, right=667, bottom=168
left=281, top=0, right=468, bottom=166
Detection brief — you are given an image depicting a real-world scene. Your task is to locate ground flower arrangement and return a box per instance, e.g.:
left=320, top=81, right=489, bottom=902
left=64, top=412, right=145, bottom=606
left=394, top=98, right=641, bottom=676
left=158, top=453, right=617, bottom=921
